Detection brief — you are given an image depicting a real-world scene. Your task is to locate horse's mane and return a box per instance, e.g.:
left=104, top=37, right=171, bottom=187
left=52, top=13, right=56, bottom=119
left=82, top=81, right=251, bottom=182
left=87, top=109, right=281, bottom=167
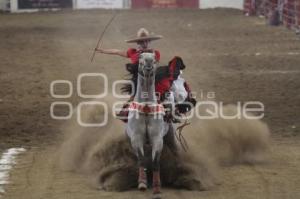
left=121, top=63, right=139, bottom=95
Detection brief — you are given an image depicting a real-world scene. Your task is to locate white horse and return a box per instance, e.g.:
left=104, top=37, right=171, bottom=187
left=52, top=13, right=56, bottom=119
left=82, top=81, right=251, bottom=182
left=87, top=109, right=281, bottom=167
left=126, top=52, right=176, bottom=199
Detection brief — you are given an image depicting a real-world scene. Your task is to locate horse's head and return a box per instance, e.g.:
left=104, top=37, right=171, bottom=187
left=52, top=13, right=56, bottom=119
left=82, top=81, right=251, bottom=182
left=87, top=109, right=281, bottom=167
left=138, top=52, right=157, bottom=78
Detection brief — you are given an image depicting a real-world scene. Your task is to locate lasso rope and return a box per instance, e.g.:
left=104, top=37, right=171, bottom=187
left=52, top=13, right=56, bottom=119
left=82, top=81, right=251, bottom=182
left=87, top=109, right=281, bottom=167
left=90, top=11, right=118, bottom=62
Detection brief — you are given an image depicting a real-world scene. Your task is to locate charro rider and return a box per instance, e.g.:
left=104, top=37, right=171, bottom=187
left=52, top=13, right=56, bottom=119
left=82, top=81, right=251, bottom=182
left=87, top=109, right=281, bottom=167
left=95, top=28, right=160, bottom=64
left=95, top=28, right=195, bottom=121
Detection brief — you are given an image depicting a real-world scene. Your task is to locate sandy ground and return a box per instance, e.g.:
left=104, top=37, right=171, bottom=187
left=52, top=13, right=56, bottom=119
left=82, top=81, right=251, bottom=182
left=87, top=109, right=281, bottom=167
left=4, top=136, right=300, bottom=199
left=0, top=8, right=300, bottom=199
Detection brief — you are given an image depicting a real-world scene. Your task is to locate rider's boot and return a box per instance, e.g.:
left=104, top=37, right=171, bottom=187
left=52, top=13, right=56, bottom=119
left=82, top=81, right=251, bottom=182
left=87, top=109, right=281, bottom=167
left=163, top=91, right=181, bottom=123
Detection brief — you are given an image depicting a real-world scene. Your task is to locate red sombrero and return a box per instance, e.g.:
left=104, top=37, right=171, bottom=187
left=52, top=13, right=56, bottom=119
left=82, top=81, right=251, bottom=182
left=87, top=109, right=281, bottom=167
left=125, top=28, right=163, bottom=43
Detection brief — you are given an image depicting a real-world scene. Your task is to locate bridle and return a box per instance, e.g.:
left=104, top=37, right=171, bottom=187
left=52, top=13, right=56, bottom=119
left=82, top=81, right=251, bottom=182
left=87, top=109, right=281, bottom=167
left=138, top=55, right=157, bottom=79
left=138, top=67, right=155, bottom=79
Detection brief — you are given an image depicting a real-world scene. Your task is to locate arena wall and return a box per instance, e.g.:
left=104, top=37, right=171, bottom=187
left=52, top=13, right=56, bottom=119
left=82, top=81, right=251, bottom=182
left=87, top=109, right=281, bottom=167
left=2, top=0, right=250, bottom=12
left=75, top=0, right=124, bottom=9
left=130, top=0, right=199, bottom=9
left=200, top=0, right=244, bottom=9
left=4, top=0, right=128, bottom=12
left=8, top=0, right=73, bottom=12
left=0, top=0, right=9, bottom=11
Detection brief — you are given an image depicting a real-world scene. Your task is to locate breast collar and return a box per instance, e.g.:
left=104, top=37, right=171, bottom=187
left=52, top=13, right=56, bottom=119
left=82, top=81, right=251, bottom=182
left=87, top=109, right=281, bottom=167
left=128, top=101, right=165, bottom=115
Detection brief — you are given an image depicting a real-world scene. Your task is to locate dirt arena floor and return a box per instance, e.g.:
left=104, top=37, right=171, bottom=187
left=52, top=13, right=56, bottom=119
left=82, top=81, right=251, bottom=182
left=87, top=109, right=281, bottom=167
left=0, top=8, right=299, bottom=199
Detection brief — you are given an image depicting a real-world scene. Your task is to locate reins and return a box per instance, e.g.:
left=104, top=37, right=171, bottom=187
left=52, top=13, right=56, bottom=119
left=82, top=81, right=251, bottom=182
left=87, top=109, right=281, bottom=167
left=175, top=116, right=190, bottom=152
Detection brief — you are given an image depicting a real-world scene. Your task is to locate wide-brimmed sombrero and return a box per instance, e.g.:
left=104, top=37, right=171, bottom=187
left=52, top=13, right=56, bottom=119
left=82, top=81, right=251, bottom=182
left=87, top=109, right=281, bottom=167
left=125, top=28, right=163, bottom=43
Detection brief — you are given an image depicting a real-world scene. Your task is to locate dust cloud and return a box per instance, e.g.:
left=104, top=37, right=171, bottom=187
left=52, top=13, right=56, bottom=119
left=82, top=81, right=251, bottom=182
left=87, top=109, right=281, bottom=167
left=59, top=97, right=270, bottom=191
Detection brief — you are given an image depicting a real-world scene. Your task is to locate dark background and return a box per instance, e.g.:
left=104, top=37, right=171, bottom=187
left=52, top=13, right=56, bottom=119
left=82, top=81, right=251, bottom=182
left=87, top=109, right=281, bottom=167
left=18, top=0, right=72, bottom=9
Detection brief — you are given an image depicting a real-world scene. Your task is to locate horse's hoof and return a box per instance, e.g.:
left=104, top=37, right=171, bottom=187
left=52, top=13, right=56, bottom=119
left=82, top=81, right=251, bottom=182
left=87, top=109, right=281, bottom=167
left=152, top=193, right=162, bottom=199
left=138, top=182, right=147, bottom=191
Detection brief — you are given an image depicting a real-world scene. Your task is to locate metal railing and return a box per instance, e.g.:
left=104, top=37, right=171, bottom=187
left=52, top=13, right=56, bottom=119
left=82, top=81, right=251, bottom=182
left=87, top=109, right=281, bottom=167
left=244, top=0, right=300, bottom=33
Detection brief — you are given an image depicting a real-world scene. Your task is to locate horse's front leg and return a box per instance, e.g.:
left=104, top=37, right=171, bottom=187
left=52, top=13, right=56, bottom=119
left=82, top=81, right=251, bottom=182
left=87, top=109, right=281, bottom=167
left=128, top=129, right=147, bottom=190
left=137, top=147, right=147, bottom=191
left=130, top=133, right=147, bottom=190
left=150, top=133, right=164, bottom=199
left=127, top=114, right=148, bottom=191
